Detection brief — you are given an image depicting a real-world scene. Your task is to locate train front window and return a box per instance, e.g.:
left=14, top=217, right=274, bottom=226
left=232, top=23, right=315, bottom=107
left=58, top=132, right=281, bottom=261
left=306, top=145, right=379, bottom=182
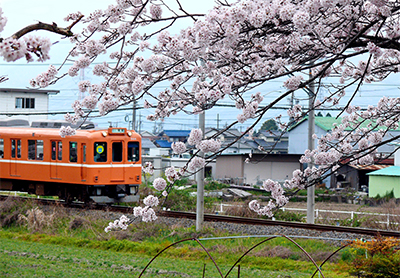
left=127, top=142, right=139, bottom=162
left=94, top=142, right=107, bottom=162
left=69, top=142, right=78, bottom=162
left=112, top=142, right=123, bottom=162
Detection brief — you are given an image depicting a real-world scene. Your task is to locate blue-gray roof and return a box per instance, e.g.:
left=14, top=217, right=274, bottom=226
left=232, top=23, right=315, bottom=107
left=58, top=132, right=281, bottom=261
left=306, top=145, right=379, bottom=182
left=141, top=138, right=156, bottom=149
left=160, top=130, right=191, bottom=138
left=155, top=140, right=172, bottom=148
left=367, top=166, right=400, bottom=177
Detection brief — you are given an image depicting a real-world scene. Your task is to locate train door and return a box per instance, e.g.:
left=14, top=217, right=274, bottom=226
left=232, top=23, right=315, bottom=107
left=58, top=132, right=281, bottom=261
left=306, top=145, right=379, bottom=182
left=10, top=139, right=21, bottom=176
left=50, top=141, right=62, bottom=179
left=80, top=143, right=87, bottom=181
left=110, top=141, right=124, bottom=181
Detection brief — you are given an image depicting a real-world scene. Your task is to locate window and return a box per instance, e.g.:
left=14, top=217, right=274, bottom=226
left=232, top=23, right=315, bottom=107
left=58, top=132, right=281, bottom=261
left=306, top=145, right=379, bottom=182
left=0, top=139, right=3, bottom=158
left=127, top=142, right=139, bottom=162
left=11, top=139, right=21, bottom=158
left=51, top=141, right=62, bottom=161
left=28, top=140, right=44, bottom=160
left=112, top=142, right=123, bottom=162
left=15, top=97, right=35, bottom=109
left=69, top=142, right=78, bottom=162
left=94, top=142, right=107, bottom=162
left=83, top=145, right=86, bottom=163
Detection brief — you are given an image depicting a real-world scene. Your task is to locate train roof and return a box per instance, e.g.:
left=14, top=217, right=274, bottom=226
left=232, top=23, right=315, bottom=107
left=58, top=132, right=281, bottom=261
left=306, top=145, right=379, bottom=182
left=0, top=126, right=141, bottom=139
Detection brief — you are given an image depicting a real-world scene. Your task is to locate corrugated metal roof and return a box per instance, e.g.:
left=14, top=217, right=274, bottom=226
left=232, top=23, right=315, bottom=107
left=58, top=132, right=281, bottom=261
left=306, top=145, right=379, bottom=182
left=350, top=164, right=392, bottom=171
left=367, top=166, right=400, bottom=177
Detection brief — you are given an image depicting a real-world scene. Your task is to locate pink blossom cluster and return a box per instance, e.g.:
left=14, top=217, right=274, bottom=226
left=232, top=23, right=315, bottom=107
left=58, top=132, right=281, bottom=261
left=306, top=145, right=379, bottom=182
left=142, top=162, right=154, bottom=175
left=133, top=206, right=157, bottom=222
left=59, top=126, right=76, bottom=138
left=187, top=128, right=203, bottom=146
left=171, top=142, right=187, bottom=154
left=188, top=156, right=205, bottom=172
left=197, top=139, right=221, bottom=153
left=0, top=8, right=7, bottom=33
left=104, top=215, right=129, bottom=232
left=30, top=65, right=58, bottom=88
left=165, top=166, right=180, bottom=183
left=152, top=177, right=167, bottom=191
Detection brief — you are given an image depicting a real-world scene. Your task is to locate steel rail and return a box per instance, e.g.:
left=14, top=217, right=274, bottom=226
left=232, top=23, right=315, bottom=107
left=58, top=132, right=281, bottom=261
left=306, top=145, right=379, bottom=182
left=2, top=195, right=399, bottom=237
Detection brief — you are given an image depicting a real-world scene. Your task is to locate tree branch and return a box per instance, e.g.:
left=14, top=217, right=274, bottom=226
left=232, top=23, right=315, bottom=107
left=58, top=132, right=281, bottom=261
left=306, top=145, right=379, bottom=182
left=10, top=15, right=84, bottom=40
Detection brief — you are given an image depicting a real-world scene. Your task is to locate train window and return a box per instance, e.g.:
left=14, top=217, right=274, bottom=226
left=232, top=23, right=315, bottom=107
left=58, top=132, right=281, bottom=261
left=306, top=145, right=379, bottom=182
left=51, top=141, right=62, bottom=161
left=58, top=142, right=62, bottom=160
left=112, top=142, right=123, bottom=162
left=28, top=140, right=43, bottom=160
left=83, top=144, right=86, bottom=163
left=11, top=139, right=21, bottom=158
left=127, top=142, right=139, bottom=162
left=94, top=142, right=107, bottom=162
left=69, top=142, right=78, bottom=162
left=0, top=139, right=3, bottom=158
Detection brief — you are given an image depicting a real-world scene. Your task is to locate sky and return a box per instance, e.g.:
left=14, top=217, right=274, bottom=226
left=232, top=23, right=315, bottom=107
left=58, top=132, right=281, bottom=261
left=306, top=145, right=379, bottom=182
left=0, top=0, right=400, bottom=133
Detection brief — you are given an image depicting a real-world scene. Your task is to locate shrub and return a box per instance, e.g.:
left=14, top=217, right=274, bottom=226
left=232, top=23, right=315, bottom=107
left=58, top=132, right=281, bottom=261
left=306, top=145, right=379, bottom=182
left=273, top=210, right=305, bottom=222
left=344, top=235, right=400, bottom=277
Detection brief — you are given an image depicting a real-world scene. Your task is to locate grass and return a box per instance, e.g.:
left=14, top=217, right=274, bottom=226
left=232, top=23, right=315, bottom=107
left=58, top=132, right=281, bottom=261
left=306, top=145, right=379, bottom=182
left=0, top=231, right=350, bottom=277
left=0, top=184, right=376, bottom=278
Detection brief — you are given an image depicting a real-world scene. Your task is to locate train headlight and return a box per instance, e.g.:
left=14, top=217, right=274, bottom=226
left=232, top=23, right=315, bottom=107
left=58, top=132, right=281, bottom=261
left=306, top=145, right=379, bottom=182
left=127, top=131, right=132, bottom=136
left=102, top=131, right=107, bottom=137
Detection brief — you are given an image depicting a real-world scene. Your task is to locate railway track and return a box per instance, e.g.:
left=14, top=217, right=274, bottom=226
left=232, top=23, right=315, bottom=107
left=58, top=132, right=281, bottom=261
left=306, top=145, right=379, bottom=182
left=2, top=195, right=400, bottom=238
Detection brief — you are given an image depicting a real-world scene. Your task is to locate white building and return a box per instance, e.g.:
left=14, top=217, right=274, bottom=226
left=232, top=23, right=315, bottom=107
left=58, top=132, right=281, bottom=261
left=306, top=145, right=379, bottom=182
left=0, top=88, right=59, bottom=123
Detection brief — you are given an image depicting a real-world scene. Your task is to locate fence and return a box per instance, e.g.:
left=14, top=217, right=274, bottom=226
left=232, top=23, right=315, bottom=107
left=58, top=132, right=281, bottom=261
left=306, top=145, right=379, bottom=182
left=216, top=203, right=400, bottom=228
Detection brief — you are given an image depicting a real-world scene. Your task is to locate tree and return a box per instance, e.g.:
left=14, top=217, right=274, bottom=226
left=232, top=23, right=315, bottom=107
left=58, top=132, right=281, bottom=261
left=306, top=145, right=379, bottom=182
left=259, top=119, right=279, bottom=131
left=2, top=0, right=400, bottom=221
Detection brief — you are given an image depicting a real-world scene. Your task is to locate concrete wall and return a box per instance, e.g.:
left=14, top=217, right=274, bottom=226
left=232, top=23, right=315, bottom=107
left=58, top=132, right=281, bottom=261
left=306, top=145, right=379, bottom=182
left=369, top=176, right=400, bottom=198
left=244, top=161, right=299, bottom=185
left=215, top=155, right=244, bottom=180
left=215, top=154, right=302, bottom=186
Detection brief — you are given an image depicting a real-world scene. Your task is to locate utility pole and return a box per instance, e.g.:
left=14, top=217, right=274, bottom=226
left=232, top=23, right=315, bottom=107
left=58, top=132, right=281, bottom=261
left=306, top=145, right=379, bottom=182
left=307, top=68, right=315, bottom=224
left=132, top=100, right=137, bottom=130
left=196, top=111, right=205, bottom=231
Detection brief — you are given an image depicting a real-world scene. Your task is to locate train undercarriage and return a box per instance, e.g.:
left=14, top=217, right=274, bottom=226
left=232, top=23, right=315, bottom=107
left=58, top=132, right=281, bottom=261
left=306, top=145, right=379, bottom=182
left=0, top=179, right=139, bottom=203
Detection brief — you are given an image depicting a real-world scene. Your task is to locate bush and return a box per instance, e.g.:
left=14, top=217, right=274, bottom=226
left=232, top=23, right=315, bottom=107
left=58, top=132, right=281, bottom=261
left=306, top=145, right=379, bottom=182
left=344, top=235, right=400, bottom=277
left=272, top=210, right=305, bottom=222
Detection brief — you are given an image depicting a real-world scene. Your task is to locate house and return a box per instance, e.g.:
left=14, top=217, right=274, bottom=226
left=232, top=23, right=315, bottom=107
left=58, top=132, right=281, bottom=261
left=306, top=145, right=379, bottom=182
left=158, top=130, right=191, bottom=142
left=0, top=87, right=59, bottom=122
left=288, top=116, right=400, bottom=155
left=215, top=153, right=302, bottom=186
left=141, top=138, right=157, bottom=156
left=367, top=166, right=400, bottom=198
left=367, top=148, right=400, bottom=198
left=332, top=161, right=393, bottom=191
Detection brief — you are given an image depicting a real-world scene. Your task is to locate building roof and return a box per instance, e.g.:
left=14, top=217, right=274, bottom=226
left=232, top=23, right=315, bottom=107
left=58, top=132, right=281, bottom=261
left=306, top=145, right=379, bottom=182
left=154, top=139, right=172, bottom=148
left=0, top=87, right=60, bottom=95
left=290, top=116, right=400, bottom=132
left=367, top=166, right=400, bottom=177
left=160, top=130, right=191, bottom=138
left=141, top=138, right=157, bottom=149
left=258, top=130, right=288, bottom=138
left=350, top=164, right=392, bottom=171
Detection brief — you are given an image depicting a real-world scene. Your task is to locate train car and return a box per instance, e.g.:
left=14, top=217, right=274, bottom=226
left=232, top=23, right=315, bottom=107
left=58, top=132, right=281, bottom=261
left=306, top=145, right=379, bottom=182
left=0, top=125, right=142, bottom=203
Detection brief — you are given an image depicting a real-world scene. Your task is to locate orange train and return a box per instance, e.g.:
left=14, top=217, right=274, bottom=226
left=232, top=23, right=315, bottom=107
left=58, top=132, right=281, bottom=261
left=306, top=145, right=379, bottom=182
left=0, top=125, right=142, bottom=203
